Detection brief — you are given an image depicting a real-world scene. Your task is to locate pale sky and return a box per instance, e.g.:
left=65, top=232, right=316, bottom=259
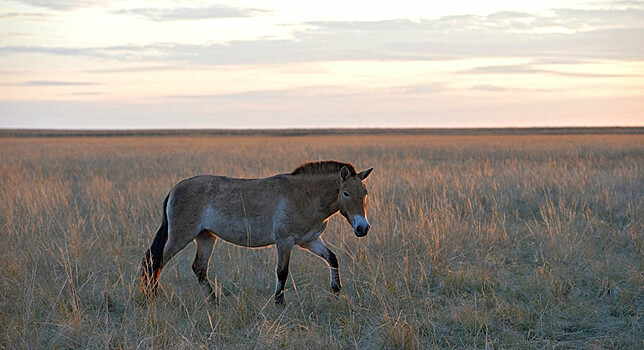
left=0, top=0, right=642, bottom=129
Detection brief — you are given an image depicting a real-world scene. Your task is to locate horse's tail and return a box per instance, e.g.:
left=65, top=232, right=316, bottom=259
left=140, top=194, right=169, bottom=296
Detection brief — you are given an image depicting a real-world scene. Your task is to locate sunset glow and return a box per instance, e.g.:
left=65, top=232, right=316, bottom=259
left=1, top=0, right=642, bottom=129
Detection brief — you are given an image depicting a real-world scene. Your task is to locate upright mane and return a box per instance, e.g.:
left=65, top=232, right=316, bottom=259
left=291, top=161, right=356, bottom=176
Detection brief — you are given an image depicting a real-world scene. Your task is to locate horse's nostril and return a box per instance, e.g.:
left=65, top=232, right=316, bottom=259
left=355, top=224, right=369, bottom=237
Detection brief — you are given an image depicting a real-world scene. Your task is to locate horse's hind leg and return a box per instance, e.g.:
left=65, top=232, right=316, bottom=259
left=299, top=237, right=341, bottom=293
left=193, top=230, right=217, bottom=301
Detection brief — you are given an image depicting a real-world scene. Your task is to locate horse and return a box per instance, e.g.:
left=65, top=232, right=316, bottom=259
left=140, top=161, right=373, bottom=304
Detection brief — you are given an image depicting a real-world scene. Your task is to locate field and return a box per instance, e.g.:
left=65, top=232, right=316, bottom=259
left=0, top=130, right=642, bottom=349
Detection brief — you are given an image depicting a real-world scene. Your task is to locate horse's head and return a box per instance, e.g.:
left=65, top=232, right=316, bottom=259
left=338, top=166, right=373, bottom=237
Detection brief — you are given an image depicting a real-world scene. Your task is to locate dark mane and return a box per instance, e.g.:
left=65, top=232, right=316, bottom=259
left=291, top=161, right=356, bottom=176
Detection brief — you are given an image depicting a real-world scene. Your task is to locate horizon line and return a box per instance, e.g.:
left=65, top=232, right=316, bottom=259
left=2, top=126, right=642, bottom=138
left=2, top=124, right=644, bottom=131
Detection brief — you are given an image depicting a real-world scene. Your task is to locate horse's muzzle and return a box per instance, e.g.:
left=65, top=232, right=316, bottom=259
left=352, top=215, right=370, bottom=237
left=354, top=224, right=370, bottom=237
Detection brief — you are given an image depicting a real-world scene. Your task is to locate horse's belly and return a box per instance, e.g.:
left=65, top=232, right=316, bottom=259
left=202, top=210, right=275, bottom=247
left=214, top=227, right=274, bottom=247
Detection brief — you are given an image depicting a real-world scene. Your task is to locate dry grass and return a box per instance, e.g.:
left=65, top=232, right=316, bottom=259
left=0, top=133, right=642, bottom=349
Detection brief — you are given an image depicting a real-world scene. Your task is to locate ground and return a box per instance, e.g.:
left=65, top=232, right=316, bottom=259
left=0, top=129, right=642, bottom=349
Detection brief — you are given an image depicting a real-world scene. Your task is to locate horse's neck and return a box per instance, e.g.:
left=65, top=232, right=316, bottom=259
left=302, top=174, right=340, bottom=220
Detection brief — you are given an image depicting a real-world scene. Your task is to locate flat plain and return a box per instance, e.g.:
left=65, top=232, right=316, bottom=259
left=0, top=130, right=642, bottom=349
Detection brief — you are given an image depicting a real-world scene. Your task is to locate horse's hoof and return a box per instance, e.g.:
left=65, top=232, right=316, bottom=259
left=275, top=295, right=285, bottom=305
left=331, top=285, right=341, bottom=294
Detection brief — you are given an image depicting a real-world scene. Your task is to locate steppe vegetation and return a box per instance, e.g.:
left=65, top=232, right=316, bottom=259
left=0, top=131, right=642, bottom=348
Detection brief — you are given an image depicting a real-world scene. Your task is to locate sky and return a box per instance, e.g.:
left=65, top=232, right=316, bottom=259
left=0, top=0, right=642, bottom=129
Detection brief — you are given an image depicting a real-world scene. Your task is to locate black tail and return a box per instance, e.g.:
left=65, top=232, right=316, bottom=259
left=140, top=194, right=169, bottom=296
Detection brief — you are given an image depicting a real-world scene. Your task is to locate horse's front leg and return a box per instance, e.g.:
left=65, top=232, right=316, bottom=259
left=299, top=237, right=341, bottom=293
left=274, top=242, right=293, bottom=304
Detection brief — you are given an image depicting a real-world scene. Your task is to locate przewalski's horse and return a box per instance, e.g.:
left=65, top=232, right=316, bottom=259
left=140, top=161, right=373, bottom=304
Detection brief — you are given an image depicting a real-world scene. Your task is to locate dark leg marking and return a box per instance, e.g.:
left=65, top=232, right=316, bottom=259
left=274, top=244, right=292, bottom=304
left=299, top=238, right=342, bottom=294
left=327, top=250, right=342, bottom=293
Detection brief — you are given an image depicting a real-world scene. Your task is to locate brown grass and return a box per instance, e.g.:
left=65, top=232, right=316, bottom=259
left=0, top=133, right=642, bottom=349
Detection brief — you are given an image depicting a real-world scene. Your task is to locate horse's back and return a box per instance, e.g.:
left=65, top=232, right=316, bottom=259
left=170, top=174, right=288, bottom=202
left=167, top=174, right=290, bottom=247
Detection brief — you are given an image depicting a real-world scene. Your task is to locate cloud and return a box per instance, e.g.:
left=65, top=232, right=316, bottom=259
left=536, top=8, right=644, bottom=31
left=0, top=44, right=165, bottom=61
left=301, top=18, right=644, bottom=60
left=166, top=90, right=291, bottom=101
left=0, top=12, right=52, bottom=21
left=2, top=6, right=643, bottom=64
left=12, top=0, right=104, bottom=10
left=0, top=45, right=95, bottom=56
left=65, top=92, right=102, bottom=96
left=395, top=84, right=448, bottom=95
left=470, top=84, right=511, bottom=92
left=112, top=5, right=268, bottom=21
left=165, top=85, right=375, bottom=101
left=429, top=6, right=644, bottom=32
left=13, top=80, right=98, bottom=86
left=83, top=65, right=186, bottom=73
left=462, top=65, right=544, bottom=74
left=460, top=64, right=639, bottom=78
left=468, top=84, right=555, bottom=92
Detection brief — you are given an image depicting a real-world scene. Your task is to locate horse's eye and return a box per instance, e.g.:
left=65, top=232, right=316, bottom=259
left=343, top=191, right=350, bottom=198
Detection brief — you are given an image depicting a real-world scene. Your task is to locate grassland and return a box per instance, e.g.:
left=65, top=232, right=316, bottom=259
left=0, top=131, right=642, bottom=349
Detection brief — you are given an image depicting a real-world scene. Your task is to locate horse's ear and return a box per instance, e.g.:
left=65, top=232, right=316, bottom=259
left=340, top=166, right=351, bottom=180
left=357, top=168, right=373, bottom=180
